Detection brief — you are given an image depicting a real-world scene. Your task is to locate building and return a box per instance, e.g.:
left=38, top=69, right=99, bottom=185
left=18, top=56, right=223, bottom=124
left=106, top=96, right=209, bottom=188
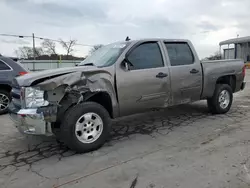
left=220, top=36, right=250, bottom=68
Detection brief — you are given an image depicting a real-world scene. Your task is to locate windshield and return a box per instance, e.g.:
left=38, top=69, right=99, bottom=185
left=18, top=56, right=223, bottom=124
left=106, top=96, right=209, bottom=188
left=79, top=42, right=130, bottom=67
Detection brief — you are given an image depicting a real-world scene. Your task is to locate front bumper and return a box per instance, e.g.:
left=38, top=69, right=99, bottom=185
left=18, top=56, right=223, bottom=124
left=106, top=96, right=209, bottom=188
left=8, top=103, right=52, bottom=136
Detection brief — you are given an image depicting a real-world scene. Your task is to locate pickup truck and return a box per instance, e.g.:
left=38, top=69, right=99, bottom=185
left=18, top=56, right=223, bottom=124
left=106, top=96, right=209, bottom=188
left=9, top=39, right=246, bottom=153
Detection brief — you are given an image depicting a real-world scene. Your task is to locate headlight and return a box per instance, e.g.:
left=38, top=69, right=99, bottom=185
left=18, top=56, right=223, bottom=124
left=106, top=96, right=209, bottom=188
left=24, top=87, right=49, bottom=108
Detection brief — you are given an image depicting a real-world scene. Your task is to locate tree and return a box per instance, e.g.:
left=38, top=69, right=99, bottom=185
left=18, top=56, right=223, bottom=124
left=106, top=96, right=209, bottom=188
left=15, top=46, right=44, bottom=59
left=15, top=46, right=33, bottom=59
left=59, top=39, right=77, bottom=58
left=203, top=51, right=222, bottom=60
left=41, top=39, right=57, bottom=55
left=89, top=44, right=104, bottom=54
left=34, top=47, right=44, bottom=57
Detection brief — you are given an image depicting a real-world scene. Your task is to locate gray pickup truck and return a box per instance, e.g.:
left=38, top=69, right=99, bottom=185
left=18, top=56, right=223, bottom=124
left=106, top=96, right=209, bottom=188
left=9, top=39, right=246, bottom=153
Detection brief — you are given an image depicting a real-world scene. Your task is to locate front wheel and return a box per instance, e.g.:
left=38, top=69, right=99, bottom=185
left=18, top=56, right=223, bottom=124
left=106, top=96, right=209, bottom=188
left=207, top=84, right=233, bottom=114
left=60, top=102, right=111, bottom=153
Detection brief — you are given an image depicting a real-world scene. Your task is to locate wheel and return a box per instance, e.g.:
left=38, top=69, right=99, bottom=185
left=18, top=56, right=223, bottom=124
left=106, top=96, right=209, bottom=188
left=60, top=102, right=111, bottom=153
left=0, top=89, right=11, bottom=115
left=207, top=84, right=233, bottom=114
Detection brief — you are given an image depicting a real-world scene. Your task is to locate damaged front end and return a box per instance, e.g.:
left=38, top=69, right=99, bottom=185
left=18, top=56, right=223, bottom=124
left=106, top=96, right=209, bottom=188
left=9, top=86, right=56, bottom=135
left=9, top=70, right=117, bottom=136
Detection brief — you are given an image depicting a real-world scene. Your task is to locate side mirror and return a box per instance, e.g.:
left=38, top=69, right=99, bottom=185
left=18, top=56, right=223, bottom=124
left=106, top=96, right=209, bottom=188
left=124, top=61, right=129, bottom=71
left=122, top=58, right=133, bottom=71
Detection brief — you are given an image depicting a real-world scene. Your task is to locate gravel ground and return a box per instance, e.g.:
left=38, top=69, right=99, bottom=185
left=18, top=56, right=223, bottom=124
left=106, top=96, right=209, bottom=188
left=0, top=71, right=250, bottom=188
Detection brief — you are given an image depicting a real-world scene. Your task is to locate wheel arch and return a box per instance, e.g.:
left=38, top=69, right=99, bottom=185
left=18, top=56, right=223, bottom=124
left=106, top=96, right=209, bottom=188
left=85, top=91, right=114, bottom=118
left=216, top=75, right=236, bottom=92
left=0, top=84, right=12, bottom=92
left=202, top=74, right=236, bottom=99
left=56, top=91, right=114, bottom=127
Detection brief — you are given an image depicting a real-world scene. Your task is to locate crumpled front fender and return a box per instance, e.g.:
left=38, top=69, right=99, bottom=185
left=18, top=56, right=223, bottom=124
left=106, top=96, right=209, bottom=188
left=33, top=71, right=118, bottom=122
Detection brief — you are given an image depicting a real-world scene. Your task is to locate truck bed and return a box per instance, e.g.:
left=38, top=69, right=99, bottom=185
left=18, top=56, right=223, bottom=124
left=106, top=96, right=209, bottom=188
left=201, top=59, right=245, bottom=99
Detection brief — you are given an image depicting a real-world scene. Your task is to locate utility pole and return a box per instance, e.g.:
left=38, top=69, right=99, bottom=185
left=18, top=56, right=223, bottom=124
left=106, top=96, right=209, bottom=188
left=32, top=33, right=36, bottom=60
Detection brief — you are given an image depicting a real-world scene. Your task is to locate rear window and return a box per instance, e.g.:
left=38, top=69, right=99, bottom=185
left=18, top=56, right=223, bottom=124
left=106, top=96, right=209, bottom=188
left=0, top=60, right=11, bottom=71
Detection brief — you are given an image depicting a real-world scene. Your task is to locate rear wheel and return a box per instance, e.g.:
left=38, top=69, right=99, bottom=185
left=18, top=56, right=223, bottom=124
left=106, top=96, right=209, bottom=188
left=0, top=89, right=11, bottom=115
left=207, top=84, right=233, bottom=114
left=60, top=102, right=111, bottom=153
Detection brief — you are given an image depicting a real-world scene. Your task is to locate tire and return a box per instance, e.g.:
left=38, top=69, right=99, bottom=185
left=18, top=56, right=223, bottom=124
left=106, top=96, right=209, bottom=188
left=51, top=125, right=62, bottom=141
left=207, top=84, right=233, bottom=114
left=0, top=89, right=11, bottom=115
left=60, top=102, right=111, bottom=153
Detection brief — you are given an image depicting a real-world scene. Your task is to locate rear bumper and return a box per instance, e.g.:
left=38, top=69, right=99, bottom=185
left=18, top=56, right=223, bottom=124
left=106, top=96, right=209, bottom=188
left=8, top=103, right=52, bottom=136
left=241, top=82, right=246, bottom=90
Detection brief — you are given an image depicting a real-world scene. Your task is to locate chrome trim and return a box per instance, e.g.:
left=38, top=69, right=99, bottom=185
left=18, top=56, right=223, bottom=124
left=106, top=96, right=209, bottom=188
left=9, top=107, right=52, bottom=136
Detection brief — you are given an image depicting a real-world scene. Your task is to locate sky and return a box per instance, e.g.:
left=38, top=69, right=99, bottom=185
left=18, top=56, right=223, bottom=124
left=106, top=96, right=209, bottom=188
left=0, top=0, right=249, bottom=58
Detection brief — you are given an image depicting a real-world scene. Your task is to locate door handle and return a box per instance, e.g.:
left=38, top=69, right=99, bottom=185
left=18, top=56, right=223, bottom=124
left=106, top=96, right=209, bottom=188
left=156, top=72, right=168, bottom=78
left=190, top=69, right=199, bottom=74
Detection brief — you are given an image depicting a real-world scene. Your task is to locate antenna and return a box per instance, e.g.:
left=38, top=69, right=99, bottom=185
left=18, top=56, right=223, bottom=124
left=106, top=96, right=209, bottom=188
left=125, top=36, right=131, bottom=41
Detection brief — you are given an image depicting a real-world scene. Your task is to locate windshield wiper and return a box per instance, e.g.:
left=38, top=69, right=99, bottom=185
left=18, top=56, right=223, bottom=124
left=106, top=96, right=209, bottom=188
left=79, top=63, right=95, bottom=66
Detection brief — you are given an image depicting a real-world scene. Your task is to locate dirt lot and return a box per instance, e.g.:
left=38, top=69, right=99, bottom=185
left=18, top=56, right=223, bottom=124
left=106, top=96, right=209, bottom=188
left=1, top=71, right=250, bottom=188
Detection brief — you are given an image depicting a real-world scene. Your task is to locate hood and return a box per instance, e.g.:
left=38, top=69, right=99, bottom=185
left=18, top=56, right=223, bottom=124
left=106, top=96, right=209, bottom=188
left=15, top=66, right=104, bottom=87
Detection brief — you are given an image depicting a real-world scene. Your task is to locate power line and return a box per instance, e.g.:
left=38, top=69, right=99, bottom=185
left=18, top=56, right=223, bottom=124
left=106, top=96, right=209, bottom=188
left=0, top=33, right=95, bottom=60
left=0, top=33, right=94, bottom=47
left=0, top=34, right=31, bottom=38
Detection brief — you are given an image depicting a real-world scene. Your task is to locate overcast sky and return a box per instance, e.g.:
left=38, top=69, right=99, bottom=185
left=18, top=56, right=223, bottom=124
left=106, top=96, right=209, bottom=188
left=0, top=0, right=249, bottom=58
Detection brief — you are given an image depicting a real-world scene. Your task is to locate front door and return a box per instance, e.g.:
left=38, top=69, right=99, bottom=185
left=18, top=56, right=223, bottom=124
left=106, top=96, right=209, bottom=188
left=164, top=42, right=202, bottom=105
left=116, top=41, right=171, bottom=116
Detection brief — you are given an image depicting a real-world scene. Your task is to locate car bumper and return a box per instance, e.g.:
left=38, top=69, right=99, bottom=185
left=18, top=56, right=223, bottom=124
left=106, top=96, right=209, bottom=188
left=241, top=82, right=246, bottom=90
left=8, top=103, right=52, bottom=136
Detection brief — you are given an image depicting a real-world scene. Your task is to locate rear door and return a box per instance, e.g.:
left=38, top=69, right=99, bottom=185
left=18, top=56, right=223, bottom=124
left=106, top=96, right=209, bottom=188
left=116, top=41, right=171, bottom=116
left=163, top=42, right=202, bottom=105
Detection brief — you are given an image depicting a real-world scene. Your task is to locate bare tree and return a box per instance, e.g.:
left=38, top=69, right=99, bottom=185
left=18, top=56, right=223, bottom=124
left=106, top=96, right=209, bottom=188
left=15, top=46, right=43, bottom=59
left=203, top=51, right=222, bottom=60
left=59, top=39, right=77, bottom=58
left=89, top=44, right=104, bottom=54
left=15, top=47, right=32, bottom=59
left=15, top=49, right=23, bottom=58
left=41, top=39, right=57, bottom=55
left=34, top=47, right=44, bottom=57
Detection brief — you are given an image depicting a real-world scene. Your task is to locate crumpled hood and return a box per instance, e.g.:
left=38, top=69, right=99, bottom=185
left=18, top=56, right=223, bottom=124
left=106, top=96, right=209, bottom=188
left=13, top=65, right=118, bottom=118
left=15, top=66, right=103, bottom=87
